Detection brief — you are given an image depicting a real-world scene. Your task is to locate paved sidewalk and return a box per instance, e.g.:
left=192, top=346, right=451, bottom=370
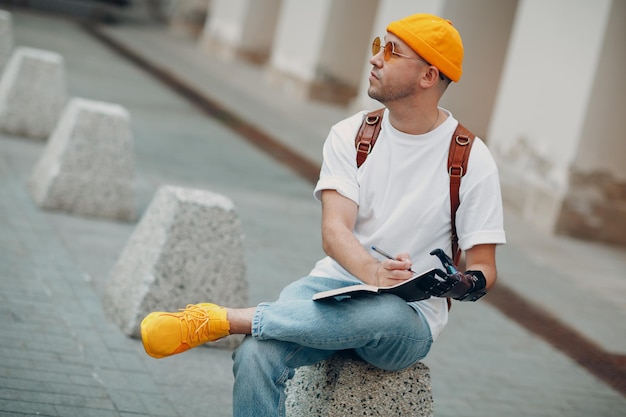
left=1, top=9, right=625, bottom=417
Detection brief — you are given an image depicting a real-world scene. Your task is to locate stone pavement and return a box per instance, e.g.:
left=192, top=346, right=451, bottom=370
left=0, top=9, right=625, bottom=417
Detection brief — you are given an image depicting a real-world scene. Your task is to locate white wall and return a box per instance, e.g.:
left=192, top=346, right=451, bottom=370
left=575, top=0, right=626, bottom=179
left=204, top=0, right=249, bottom=44
left=439, top=0, right=518, bottom=139
left=487, top=0, right=612, bottom=230
left=317, top=0, right=377, bottom=87
left=270, top=0, right=333, bottom=82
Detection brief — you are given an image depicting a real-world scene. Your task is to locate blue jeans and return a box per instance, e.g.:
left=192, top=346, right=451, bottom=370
left=231, top=276, right=433, bottom=417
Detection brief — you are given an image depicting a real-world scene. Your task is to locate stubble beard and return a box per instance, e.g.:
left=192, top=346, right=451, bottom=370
left=368, top=78, right=418, bottom=104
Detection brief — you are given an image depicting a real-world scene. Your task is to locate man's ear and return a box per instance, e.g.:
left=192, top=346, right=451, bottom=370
left=419, top=66, right=441, bottom=88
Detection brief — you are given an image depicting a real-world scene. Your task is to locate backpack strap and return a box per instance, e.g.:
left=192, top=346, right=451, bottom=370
left=448, top=123, right=475, bottom=265
left=355, top=108, right=385, bottom=168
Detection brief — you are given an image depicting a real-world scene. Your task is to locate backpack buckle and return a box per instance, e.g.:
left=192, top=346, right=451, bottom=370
left=365, top=115, right=380, bottom=125
left=449, top=165, right=464, bottom=178
left=356, top=141, right=373, bottom=155
left=455, top=135, right=471, bottom=146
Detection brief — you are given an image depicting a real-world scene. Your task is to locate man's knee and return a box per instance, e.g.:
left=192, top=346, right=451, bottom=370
left=364, top=295, right=424, bottom=328
left=355, top=337, right=432, bottom=371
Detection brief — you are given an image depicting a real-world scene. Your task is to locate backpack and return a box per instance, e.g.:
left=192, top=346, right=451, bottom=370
left=354, top=108, right=476, bottom=266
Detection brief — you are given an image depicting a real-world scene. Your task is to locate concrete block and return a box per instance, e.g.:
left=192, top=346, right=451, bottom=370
left=0, top=10, right=13, bottom=72
left=103, top=185, right=248, bottom=349
left=286, top=351, right=434, bottom=417
left=0, top=46, right=67, bottom=139
left=29, top=98, right=135, bottom=221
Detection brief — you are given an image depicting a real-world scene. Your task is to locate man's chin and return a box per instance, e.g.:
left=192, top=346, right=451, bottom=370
left=368, top=90, right=382, bottom=103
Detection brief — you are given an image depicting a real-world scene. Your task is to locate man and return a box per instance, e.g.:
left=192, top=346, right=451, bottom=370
left=140, top=13, right=506, bottom=417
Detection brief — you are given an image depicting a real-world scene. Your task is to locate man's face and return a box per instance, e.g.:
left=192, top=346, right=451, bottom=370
left=367, top=33, right=428, bottom=104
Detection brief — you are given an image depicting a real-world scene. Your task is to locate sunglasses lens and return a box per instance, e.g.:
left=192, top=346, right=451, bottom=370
left=372, top=37, right=381, bottom=56
left=383, top=43, right=392, bottom=61
left=372, top=37, right=392, bottom=61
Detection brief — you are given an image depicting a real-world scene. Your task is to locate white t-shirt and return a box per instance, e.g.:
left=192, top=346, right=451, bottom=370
left=311, top=108, right=506, bottom=340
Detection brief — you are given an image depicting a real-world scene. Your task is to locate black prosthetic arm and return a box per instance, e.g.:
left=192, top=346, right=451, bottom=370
left=426, top=249, right=488, bottom=302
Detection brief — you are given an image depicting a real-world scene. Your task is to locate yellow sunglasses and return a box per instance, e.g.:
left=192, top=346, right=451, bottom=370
left=371, top=37, right=428, bottom=63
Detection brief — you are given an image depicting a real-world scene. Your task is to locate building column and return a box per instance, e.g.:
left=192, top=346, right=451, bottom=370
left=555, top=0, right=626, bottom=244
left=487, top=0, right=625, bottom=244
left=168, top=0, right=212, bottom=39
left=438, top=0, right=518, bottom=139
left=266, top=0, right=377, bottom=105
left=199, top=0, right=282, bottom=64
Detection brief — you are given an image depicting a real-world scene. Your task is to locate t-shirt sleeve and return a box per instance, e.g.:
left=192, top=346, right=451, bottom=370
left=456, top=139, right=507, bottom=249
left=313, top=112, right=365, bottom=204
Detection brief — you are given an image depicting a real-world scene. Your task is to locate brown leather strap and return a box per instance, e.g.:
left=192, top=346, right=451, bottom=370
left=448, top=123, right=475, bottom=265
left=355, top=108, right=384, bottom=168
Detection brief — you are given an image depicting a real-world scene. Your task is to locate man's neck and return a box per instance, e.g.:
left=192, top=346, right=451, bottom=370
left=386, top=102, right=443, bottom=135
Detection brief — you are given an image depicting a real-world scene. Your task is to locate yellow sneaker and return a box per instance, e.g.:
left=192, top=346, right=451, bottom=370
left=140, top=303, right=230, bottom=359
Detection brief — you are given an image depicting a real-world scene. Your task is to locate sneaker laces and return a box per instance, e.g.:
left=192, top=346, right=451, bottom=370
left=173, top=304, right=213, bottom=344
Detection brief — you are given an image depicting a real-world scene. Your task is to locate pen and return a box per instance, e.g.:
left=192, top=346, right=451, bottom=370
left=371, top=246, right=415, bottom=273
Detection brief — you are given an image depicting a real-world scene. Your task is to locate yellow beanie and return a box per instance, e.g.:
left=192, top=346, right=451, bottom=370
left=387, top=14, right=464, bottom=82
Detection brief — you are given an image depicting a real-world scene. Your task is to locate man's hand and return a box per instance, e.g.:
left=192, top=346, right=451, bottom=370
left=426, top=249, right=488, bottom=302
left=374, top=252, right=414, bottom=288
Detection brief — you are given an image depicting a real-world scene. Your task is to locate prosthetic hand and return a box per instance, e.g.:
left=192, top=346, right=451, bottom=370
left=427, top=249, right=487, bottom=302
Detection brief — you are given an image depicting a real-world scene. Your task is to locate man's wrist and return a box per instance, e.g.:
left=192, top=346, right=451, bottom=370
left=367, top=261, right=384, bottom=287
